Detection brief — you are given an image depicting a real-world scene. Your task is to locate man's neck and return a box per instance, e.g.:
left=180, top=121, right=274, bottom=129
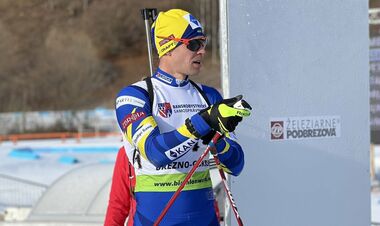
left=158, top=63, right=187, bottom=81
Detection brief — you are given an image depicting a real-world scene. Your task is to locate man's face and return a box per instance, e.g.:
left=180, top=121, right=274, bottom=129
left=169, top=36, right=206, bottom=77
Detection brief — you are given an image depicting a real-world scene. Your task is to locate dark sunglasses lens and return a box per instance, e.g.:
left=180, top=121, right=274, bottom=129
left=187, top=39, right=204, bottom=52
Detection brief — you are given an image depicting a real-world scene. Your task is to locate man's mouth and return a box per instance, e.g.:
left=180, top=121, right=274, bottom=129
left=192, top=60, right=201, bottom=65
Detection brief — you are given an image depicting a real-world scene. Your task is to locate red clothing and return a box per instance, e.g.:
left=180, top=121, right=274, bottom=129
left=104, top=147, right=136, bottom=226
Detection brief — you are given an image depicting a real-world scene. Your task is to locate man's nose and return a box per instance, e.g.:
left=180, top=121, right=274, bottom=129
left=197, top=47, right=206, bottom=54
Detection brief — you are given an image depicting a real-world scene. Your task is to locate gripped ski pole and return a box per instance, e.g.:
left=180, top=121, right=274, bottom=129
left=210, top=137, right=244, bottom=226
left=154, top=132, right=222, bottom=226
left=210, top=99, right=249, bottom=226
left=141, top=8, right=158, bottom=76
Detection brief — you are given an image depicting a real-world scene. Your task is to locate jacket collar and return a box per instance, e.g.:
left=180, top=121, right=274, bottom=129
left=152, top=68, right=189, bottom=87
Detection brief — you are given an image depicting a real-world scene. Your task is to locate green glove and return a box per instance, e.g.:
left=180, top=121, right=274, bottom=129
left=199, top=95, right=251, bottom=134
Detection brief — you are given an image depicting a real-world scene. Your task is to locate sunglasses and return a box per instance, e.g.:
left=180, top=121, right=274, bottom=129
left=157, top=36, right=207, bottom=52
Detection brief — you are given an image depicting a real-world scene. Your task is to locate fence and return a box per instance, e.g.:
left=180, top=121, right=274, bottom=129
left=0, top=174, right=48, bottom=209
left=0, top=108, right=118, bottom=135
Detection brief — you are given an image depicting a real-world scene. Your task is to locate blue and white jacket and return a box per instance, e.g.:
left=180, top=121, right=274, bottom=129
left=115, top=68, right=245, bottom=226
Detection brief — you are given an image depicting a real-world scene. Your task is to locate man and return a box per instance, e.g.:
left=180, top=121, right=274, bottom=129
left=106, top=9, right=251, bottom=226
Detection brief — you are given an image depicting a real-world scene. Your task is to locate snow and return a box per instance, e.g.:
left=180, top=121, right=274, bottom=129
left=373, top=146, right=380, bottom=224
left=373, top=190, right=380, bottom=223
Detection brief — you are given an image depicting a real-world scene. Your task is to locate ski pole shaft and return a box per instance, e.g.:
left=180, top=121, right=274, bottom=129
left=141, top=8, right=157, bottom=76
left=210, top=136, right=244, bottom=226
left=154, top=132, right=222, bottom=226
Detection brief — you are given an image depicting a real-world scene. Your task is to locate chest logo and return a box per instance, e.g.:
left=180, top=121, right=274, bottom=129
left=158, top=102, right=172, bottom=118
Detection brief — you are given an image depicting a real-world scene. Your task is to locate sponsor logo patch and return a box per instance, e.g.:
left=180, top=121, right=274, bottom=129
left=171, top=103, right=207, bottom=114
left=155, top=103, right=207, bottom=118
left=160, top=42, right=176, bottom=53
left=156, top=72, right=173, bottom=84
left=116, top=95, right=145, bottom=109
left=121, top=111, right=146, bottom=130
left=164, top=139, right=198, bottom=160
left=270, top=115, right=341, bottom=141
left=155, top=160, right=209, bottom=171
left=132, top=123, right=154, bottom=145
left=271, top=121, right=284, bottom=140
left=158, top=102, right=172, bottom=118
left=159, top=34, right=175, bottom=47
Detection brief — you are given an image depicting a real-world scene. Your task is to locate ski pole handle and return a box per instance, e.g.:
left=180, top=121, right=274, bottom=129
left=141, top=8, right=158, bottom=20
left=232, top=98, right=252, bottom=117
left=140, top=8, right=158, bottom=76
left=233, top=99, right=251, bottom=111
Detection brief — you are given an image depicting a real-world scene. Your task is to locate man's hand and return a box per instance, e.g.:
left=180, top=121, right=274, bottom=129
left=199, top=95, right=251, bottom=134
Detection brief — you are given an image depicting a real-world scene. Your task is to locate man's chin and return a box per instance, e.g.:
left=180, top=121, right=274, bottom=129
left=188, top=67, right=202, bottom=76
left=188, top=70, right=201, bottom=76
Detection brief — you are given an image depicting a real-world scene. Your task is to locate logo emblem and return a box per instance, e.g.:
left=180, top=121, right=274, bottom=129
left=271, top=121, right=284, bottom=140
left=169, top=151, right=178, bottom=158
left=189, top=14, right=200, bottom=26
left=158, top=102, right=172, bottom=118
left=183, top=14, right=202, bottom=30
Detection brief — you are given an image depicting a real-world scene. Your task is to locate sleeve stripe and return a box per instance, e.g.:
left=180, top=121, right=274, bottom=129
left=137, top=131, right=151, bottom=160
left=177, top=124, right=197, bottom=139
left=135, top=116, right=157, bottom=160
left=218, top=163, right=232, bottom=174
left=125, top=108, right=137, bottom=144
left=137, top=116, right=157, bottom=130
left=219, top=141, right=230, bottom=155
left=127, top=123, right=133, bottom=144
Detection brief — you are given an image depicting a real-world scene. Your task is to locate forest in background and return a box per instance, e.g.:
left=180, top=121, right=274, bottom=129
left=0, top=0, right=220, bottom=112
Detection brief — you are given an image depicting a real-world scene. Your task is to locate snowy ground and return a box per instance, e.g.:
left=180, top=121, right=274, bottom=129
left=0, top=136, right=121, bottom=184
left=0, top=136, right=122, bottom=214
left=373, top=189, right=380, bottom=224
left=0, top=137, right=379, bottom=223
left=373, top=145, right=380, bottom=224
